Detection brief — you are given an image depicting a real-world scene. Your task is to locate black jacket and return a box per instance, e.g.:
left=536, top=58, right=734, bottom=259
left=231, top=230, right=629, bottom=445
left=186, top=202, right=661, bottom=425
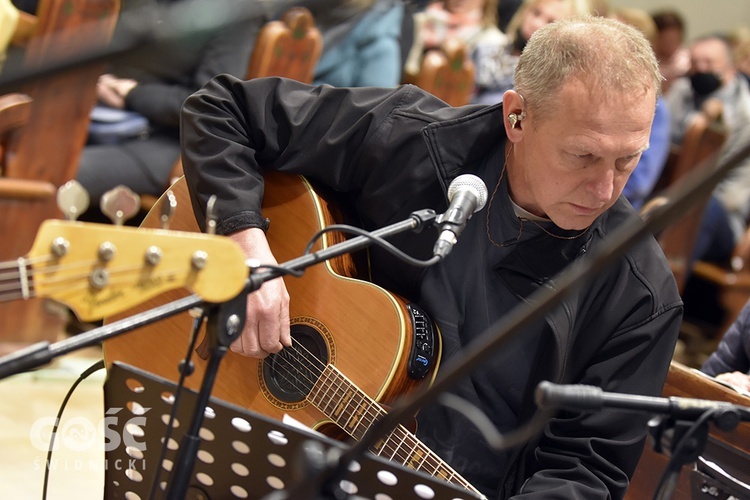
left=181, top=75, right=683, bottom=499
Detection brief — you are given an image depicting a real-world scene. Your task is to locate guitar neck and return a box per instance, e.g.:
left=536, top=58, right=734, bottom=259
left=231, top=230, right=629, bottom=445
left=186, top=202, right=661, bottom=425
left=308, top=364, right=483, bottom=497
left=2, top=219, right=249, bottom=322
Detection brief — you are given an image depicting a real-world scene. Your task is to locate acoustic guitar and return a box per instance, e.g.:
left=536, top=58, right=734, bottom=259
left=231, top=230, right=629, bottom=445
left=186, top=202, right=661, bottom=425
left=103, top=172, right=485, bottom=498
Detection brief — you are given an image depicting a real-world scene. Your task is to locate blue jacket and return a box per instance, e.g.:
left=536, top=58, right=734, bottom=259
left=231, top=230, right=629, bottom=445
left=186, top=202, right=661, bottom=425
left=622, top=96, right=671, bottom=210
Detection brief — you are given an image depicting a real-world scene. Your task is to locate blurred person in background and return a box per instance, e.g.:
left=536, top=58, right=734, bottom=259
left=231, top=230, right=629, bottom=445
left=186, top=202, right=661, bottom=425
left=75, top=0, right=258, bottom=221
left=729, top=25, right=750, bottom=86
left=312, top=0, right=407, bottom=88
left=615, top=7, right=671, bottom=211
left=472, top=0, right=592, bottom=104
left=403, top=0, right=506, bottom=89
left=667, top=34, right=750, bottom=267
left=702, top=296, right=750, bottom=392
left=652, top=9, right=690, bottom=95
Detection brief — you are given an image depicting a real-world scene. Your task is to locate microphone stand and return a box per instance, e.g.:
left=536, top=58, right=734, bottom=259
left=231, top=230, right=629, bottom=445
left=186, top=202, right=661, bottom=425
left=534, top=381, right=750, bottom=500
left=648, top=411, right=732, bottom=500
left=0, top=294, right=205, bottom=381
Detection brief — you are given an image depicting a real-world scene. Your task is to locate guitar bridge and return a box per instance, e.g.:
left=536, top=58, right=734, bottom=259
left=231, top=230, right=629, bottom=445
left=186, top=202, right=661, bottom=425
left=406, top=304, right=437, bottom=380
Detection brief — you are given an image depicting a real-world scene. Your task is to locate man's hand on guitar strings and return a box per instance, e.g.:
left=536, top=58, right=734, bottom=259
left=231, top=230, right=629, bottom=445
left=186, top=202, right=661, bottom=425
left=229, top=228, right=292, bottom=358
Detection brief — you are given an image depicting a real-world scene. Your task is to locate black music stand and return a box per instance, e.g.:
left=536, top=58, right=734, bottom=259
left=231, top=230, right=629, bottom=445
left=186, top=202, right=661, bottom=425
left=103, top=362, right=484, bottom=499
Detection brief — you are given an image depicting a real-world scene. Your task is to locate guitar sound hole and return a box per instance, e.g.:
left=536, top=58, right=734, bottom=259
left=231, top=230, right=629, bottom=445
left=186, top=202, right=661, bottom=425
left=262, top=324, right=329, bottom=403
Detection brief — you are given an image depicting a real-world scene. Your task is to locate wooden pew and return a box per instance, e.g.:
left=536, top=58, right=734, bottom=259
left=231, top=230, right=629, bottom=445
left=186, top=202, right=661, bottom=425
left=246, top=5, right=322, bottom=83
left=413, top=37, right=475, bottom=107
left=0, top=0, right=120, bottom=354
left=626, top=361, right=750, bottom=499
left=11, top=11, right=38, bottom=47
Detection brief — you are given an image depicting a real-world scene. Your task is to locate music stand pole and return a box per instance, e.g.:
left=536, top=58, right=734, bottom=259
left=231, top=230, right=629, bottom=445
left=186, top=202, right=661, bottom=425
left=165, top=292, right=246, bottom=499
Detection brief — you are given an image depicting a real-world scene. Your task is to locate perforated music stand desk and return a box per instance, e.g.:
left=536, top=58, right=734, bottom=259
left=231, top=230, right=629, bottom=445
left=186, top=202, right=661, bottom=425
left=104, top=362, right=483, bottom=499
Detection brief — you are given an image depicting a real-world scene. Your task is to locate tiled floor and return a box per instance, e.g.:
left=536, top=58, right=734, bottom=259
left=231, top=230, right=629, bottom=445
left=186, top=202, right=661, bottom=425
left=0, top=344, right=105, bottom=499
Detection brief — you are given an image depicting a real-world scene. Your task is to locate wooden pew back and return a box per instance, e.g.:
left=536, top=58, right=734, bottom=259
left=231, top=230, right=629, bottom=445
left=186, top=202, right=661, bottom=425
left=7, top=0, right=120, bottom=183
left=246, top=6, right=322, bottom=83
left=0, top=0, right=120, bottom=352
left=413, top=37, right=475, bottom=107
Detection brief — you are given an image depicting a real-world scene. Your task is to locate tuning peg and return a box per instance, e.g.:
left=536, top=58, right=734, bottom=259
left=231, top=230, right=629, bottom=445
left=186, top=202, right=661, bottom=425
left=206, top=195, right=217, bottom=235
left=56, top=180, right=90, bottom=221
left=159, top=189, right=177, bottom=229
left=101, top=185, right=141, bottom=226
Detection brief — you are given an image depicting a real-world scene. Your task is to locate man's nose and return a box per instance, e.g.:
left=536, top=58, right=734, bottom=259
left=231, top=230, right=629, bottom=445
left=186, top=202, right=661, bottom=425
left=589, top=168, right=615, bottom=202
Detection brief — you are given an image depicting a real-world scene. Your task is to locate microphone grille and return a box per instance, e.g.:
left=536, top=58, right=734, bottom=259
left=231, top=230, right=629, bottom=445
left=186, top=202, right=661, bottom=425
left=447, top=174, right=488, bottom=212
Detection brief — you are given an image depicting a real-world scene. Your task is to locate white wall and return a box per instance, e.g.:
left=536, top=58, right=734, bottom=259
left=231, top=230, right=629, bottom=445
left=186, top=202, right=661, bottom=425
left=609, top=0, right=750, bottom=42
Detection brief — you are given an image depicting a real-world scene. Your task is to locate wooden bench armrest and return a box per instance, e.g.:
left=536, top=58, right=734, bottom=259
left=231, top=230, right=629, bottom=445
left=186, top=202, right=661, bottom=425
left=0, top=178, right=56, bottom=200
left=692, top=264, right=750, bottom=288
left=665, top=361, right=750, bottom=450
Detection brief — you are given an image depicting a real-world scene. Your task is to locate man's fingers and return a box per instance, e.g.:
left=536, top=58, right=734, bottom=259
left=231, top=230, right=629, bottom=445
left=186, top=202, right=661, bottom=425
left=279, top=299, right=292, bottom=347
left=230, top=321, right=269, bottom=358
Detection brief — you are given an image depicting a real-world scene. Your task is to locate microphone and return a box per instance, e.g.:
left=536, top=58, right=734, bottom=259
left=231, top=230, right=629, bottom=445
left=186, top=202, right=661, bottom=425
left=535, top=381, right=750, bottom=421
left=433, top=174, right=488, bottom=259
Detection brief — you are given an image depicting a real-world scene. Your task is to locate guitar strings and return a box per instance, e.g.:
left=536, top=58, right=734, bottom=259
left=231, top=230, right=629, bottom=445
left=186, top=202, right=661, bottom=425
left=0, top=257, right=40, bottom=301
left=309, top=356, right=469, bottom=486
left=0, top=255, right=99, bottom=300
left=261, top=340, right=470, bottom=488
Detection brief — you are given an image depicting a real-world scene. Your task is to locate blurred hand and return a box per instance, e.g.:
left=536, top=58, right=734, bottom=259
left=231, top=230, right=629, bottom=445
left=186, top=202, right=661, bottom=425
left=97, top=73, right=138, bottom=109
left=229, top=227, right=291, bottom=358
left=700, top=97, right=724, bottom=122
left=715, top=371, right=750, bottom=392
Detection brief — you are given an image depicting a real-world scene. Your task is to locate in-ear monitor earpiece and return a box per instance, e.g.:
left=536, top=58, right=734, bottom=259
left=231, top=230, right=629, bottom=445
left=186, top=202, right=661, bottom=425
left=508, top=110, right=526, bottom=129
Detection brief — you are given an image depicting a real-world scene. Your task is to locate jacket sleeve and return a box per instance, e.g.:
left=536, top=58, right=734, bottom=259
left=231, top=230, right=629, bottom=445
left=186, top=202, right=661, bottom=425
left=180, top=75, right=421, bottom=235
left=701, top=300, right=750, bottom=376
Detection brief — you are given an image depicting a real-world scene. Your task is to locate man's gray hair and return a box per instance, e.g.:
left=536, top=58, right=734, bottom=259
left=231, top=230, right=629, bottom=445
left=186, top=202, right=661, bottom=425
left=515, top=15, right=662, bottom=118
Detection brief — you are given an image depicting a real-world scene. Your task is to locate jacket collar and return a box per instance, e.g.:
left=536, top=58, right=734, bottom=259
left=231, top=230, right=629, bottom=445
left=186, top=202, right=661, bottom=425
left=421, top=102, right=506, bottom=193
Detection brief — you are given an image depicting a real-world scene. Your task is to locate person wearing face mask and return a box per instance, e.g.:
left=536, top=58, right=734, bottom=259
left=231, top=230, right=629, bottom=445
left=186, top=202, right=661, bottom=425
left=472, top=0, right=592, bottom=105
left=665, top=34, right=750, bottom=272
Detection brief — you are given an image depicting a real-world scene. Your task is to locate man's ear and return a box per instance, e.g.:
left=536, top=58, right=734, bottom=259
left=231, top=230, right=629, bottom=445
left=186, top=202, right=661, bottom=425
left=503, top=90, right=526, bottom=142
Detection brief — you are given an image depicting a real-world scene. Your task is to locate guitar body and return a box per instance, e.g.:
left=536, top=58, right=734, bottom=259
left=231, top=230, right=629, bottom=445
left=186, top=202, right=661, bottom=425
left=103, top=172, right=440, bottom=435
